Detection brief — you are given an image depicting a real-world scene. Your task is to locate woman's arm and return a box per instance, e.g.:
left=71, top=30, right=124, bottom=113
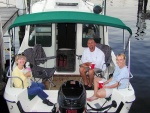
left=104, top=77, right=112, bottom=85
left=103, top=82, right=119, bottom=89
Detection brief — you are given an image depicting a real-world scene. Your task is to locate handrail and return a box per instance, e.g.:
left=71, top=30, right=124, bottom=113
left=129, top=72, right=133, bottom=78
left=117, top=73, right=133, bottom=89
left=6, top=67, right=24, bottom=89
left=117, top=78, right=130, bottom=89
left=0, top=16, right=4, bottom=77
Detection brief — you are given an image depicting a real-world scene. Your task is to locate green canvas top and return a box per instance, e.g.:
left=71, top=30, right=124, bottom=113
left=8, top=11, right=132, bottom=35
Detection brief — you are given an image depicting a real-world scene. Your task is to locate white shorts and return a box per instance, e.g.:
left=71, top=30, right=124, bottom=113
left=101, top=79, right=113, bottom=98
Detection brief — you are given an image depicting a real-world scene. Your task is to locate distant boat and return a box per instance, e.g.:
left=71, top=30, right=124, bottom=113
left=4, top=0, right=135, bottom=112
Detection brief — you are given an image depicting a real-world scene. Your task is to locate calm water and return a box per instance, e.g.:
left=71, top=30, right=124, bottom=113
left=105, top=0, right=150, bottom=113
left=1, top=0, right=150, bottom=113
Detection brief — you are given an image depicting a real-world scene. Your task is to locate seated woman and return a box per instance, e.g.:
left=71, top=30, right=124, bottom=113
left=12, top=54, right=53, bottom=106
left=87, top=53, right=129, bottom=101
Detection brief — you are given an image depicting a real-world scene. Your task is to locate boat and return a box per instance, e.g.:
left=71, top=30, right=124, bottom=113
left=4, top=0, right=135, bottom=112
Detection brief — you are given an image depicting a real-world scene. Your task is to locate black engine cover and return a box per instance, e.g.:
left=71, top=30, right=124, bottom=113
left=58, top=80, right=86, bottom=113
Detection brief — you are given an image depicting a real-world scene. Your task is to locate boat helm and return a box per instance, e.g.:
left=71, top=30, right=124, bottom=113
left=57, top=80, right=86, bottom=113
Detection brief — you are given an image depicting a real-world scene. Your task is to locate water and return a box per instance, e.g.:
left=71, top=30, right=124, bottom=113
left=105, top=0, right=150, bottom=113
left=1, top=0, right=150, bottom=113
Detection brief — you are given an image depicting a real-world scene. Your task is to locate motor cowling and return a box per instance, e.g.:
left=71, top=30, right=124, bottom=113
left=57, top=80, right=86, bottom=113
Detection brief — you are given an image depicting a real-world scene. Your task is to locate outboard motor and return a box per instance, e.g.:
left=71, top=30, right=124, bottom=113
left=57, top=80, right=86, bottom=113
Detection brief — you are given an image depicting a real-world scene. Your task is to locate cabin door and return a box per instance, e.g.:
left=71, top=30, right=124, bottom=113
left=56, top=23, right=76, bottom=72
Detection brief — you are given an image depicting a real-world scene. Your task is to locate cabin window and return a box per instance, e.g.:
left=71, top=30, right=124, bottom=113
left=28, top=24, right=52, bottom=47
left=82, top=24, right=101, bottom=47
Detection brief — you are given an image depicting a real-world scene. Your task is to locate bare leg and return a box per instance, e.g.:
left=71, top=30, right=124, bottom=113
left=94, top=77, right=102, bottom=94
left=88, top=69, right=95, bottom=87
left=87, top=96, right=99, bottom=102
left=79, top=66, right=88, bottom=85
left=87, top=77, right=103, bottom=101
left=96, top=88, right=107, bottom=98
left=87, top=88, right=106, bottom=102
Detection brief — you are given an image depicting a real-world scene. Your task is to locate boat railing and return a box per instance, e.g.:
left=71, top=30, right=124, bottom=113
left=6, top=67, right=24, bottom=88
left=102, top=0, right=106, bottom=15
left=129, top=72, right=133, bottom=78
left=117, top=72, right=133, bottom=89
left=0, top=16, right=4, bottom=77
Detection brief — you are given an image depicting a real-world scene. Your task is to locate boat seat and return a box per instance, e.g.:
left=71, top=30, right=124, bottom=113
left=17, top=89, right=40, bottom=112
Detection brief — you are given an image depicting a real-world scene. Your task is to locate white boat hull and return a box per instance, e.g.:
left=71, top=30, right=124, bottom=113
left=4, top=79, right=135, bottom=113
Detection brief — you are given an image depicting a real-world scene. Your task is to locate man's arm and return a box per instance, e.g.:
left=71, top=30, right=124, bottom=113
left=81, top=62, right=92, bottom=67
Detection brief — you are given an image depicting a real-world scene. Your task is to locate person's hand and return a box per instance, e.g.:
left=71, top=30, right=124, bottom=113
left=103, top=81, right=108, bottom=85
left=103, top=85, right=107, bottom=88
left=87, top=62, right=92, bottom=66
left=81, top=62, right=91, bottom=67
left=24, top=71, right=31, bottom=77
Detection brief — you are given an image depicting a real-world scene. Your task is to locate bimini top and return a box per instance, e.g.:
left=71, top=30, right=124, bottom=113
left=8, top=11, right=132, bottom=35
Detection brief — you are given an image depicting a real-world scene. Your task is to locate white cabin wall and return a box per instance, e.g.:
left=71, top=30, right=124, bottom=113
left=75, top=24, right=85, bottom=75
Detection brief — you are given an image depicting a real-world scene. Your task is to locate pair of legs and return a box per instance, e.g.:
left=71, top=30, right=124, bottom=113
left=87, top=77, right=107, bottom=102
left=27, top=82, right=48, bottom=100
left=79, top=66, right=95, bottom=87
left=28, top=82, right=53, bottom=106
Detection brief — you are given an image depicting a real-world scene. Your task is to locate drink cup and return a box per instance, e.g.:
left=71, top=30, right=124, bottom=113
left=99, top=81, right=103, bottom=88
left=91, top=63, right=95, bottom=69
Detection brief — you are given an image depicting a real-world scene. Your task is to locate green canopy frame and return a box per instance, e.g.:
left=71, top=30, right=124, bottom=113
left=8, top=11, right=132, bottom=35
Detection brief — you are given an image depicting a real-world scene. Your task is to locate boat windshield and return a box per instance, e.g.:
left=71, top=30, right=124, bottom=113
left=28, top=23, right=52, bottom=47
left=82, top=24, right=101, bottom=47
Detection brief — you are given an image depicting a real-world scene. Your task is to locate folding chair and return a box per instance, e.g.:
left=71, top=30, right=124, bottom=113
left=94, top=44, right=112, bottom=78
left=78, top=44, right=112, bottom=83
left=23, top=44, right=56, bottom=88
